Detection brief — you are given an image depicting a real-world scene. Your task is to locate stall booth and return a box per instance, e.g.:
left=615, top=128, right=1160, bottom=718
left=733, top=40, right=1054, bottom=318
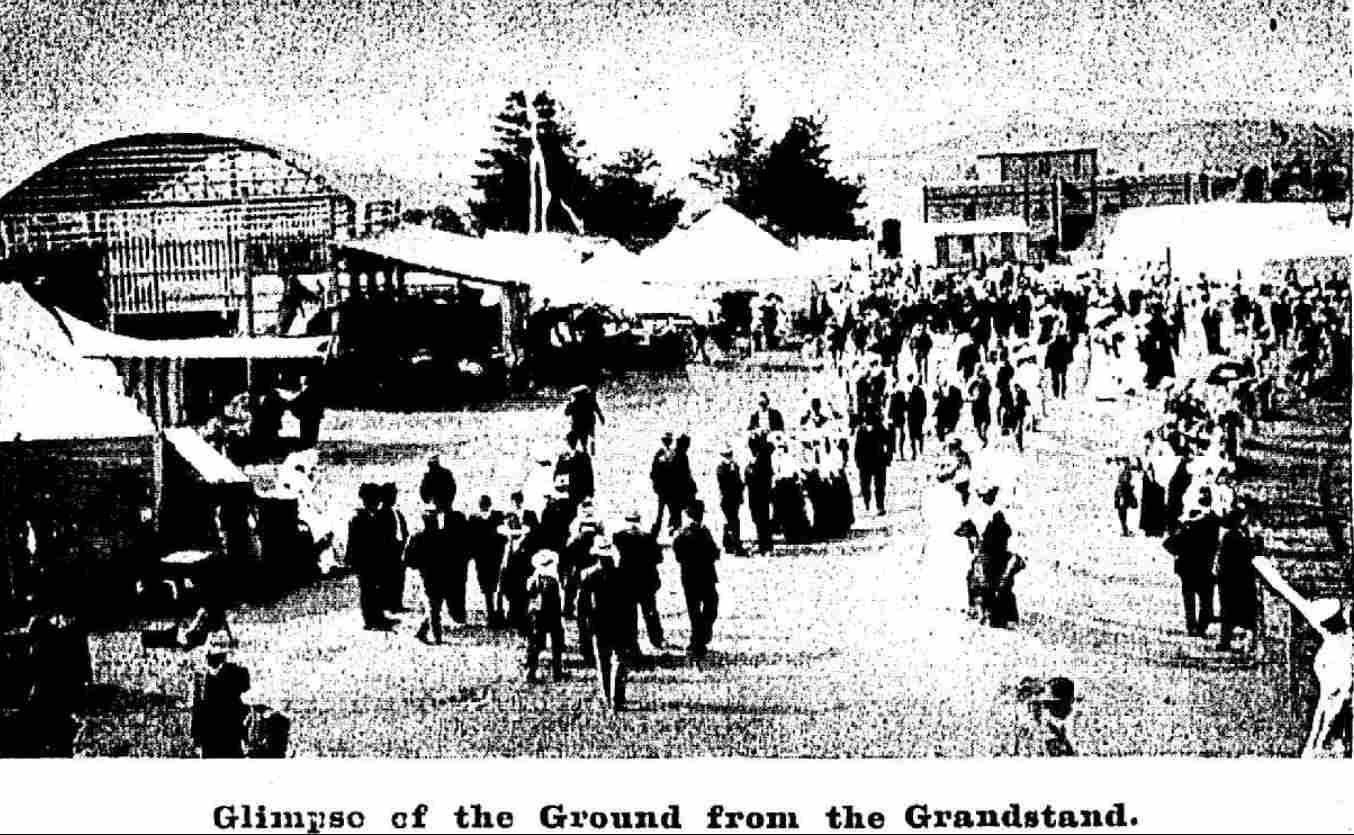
left=331, top=228, right=534, bottom=404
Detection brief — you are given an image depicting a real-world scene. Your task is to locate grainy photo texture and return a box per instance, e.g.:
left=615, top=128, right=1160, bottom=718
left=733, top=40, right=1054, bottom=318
left=0, top=0, right=1349, bottom=760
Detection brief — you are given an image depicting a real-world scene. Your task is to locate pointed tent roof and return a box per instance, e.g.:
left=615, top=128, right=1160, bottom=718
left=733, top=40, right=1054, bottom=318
left=638, top=204, right=806, bottom=289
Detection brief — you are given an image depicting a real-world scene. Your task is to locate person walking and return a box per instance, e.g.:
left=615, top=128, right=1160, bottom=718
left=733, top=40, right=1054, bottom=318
left=190, top=635, right=251, bottom=758
left=1112, top=458, right=1138, bottom=537
left=745, top=432, right=775, bottom=554
left=379, top=483, right=410, bottom=614
left=1046, top=328, right=1073, bottom=399
left=523, top=551, right=565, bottom=684
left=672, top=501, right=720, bottom=659
left=1164, top=492, right=1222, bottom=637
left=853, top=417, right=892, bottom=515
left=466, top=495, right=507, bottom=627
left=419, top=455, right=458, bottom=511
left=612, top=510, right=665, bottom=653
left=564, top=384, right=605, bottom=453
left=968, top=366, right=993, bottom=447
left=648, top=431, right=679, bottom=536
left=910, top=324, right=933, bottom=384
left=576, top=539, right=634, bottom=711
left=347, top=483, right=397, bottom=631
left=1214, top=503, right=1260, bottom=654
left=409, top=512, right=453, bottom=644
left=715, top=446, right=747, bottom=555
left=904, top=374, right=928, bottom=461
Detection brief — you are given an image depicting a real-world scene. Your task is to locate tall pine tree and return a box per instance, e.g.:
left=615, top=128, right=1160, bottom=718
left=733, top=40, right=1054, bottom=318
left=470, top=90, right=595, bottom=234
left=758, top=114, right=865, bottom=242
left=691, top=91, right=766, bottom=220
left=583, top=148, right=684, bottom=251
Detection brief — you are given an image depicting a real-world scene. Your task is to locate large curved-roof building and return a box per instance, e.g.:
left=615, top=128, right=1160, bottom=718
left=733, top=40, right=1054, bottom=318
left=0, top=133, right=390, bottom=335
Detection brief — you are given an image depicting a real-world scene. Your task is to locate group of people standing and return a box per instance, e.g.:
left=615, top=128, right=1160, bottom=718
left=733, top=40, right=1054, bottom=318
left=342, top=383, right=727, bottom=711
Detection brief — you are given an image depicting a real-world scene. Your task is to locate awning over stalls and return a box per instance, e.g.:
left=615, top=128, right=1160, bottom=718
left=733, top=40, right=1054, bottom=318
left=55, top=312, right=330, bottom=360
left=340, top=227, right=534, bottom=289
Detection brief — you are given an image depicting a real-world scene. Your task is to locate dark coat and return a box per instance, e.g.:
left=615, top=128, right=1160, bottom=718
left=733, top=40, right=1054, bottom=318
left=716, top=459, right=744, bottom=508
left=346, top=509, right=397, bottom=575
left=747, top=408, right=785, bottom=432
left=672, top=522, right=720, bottom=587
left=419, top=464, right=457, bottom=508
left=613, top=526, right=663, bottom=593
left=905, top=385, right=928, bottom=433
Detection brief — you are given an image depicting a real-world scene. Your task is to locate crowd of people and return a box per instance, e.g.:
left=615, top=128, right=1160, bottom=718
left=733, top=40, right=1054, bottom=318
left=337, top=385, right=724, bottom=714
left=173, top=252, right=1350, bottom=756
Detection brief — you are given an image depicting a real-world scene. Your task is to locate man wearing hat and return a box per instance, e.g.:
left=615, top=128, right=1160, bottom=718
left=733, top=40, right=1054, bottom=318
left=1163, top=487, right=1221, bottom=637
left=347, top=483, right=396, bottom=630
left=744, top=431, right=775, bottom=554
left=523, top=550, right=565, bottom=684
left=1215, top=502, right=1260, bottom=655
left=576, top=538, right=634, bottom=710
left=648, top=431, right=678, bottom=537
left=716, top=445, right=747, bottom=556
left=672, top=501, right=721, bottom=658
left=1009, top=676, right=1078, bottom=757
left=613, top=509, right=665, bottom=652
left=564, top=384, right=605, bottom=454
left=903, top=373, right=928, bottom=461
left=408, top=511, right=453, bottom=644
left=419, top=455, right=457, bottom=512
left=378, top=483, right=410, bottom=614
left=190, top=635, right=252, bottom=758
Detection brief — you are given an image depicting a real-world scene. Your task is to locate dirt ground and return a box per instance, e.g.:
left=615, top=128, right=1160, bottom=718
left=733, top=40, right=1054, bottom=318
left=77, top=342, right=1309, bottom=757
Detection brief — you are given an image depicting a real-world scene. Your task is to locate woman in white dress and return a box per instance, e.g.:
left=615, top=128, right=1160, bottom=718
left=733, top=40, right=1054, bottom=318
left=918, top=471, right=973, bottom=614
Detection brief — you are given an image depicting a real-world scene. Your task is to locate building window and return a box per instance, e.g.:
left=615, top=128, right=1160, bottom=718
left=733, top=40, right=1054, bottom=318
left=959, top=235, right=974, bottom=255
left=1038, top=158, right=1051, bottom=178
left=1072, top=155, right=1082, bottom=179
left=962, top=202, right=977, bottom=221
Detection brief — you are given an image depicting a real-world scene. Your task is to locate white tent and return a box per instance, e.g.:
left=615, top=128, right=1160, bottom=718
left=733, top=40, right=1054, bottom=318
left=1100, top=203, right=1353, bottom=285
left=0, top=283, right=155, bottom=440
left=637, top=204, right=808, bottom=293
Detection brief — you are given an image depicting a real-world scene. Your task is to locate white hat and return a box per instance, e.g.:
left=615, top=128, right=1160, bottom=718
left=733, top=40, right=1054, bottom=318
left=532, top=550, right=559, bottom=571
left=1312, top=598, right=1343, bottom=625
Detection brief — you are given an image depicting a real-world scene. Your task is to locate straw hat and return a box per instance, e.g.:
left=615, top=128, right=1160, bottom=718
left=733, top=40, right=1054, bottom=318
left=532, top=550, right=559, bottom=571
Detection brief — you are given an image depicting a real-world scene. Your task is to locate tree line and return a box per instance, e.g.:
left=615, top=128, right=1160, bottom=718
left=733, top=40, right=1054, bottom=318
left=405, top=90, right=866, bottom=250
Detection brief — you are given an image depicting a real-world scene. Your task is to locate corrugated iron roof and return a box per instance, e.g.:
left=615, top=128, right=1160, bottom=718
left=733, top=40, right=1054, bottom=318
left=0, top=132, right=371, bottom=213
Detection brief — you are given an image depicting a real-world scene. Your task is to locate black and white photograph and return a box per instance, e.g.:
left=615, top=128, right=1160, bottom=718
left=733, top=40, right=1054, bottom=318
left=0, top=0, right=1350, bottom=795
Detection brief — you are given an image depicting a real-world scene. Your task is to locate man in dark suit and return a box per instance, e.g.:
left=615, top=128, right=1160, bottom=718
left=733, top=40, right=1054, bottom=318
left=613, top=509, right=665, bottom=652
left=418, top=455, right=457, bottom=511
left=1166, top=492, right=1222, bottom=637
left=347, top=483, right=397, bottom=631
left=904, top=374, right=928, bottom=460
left=649, top=431, right=678, bottom=536
left=577, top=539, right=634, bottom=710
left=715, top=445, right=747, bottom=556
left=854, top=417, right=893, bottom=514
left=744, top=432, right=775, bottom=554
left=1045, top=327, right=1073, bottom=399
left=465, top=495, right=507, bottom=627
left=409, top=512, right=453, bottom=644
left=747, top=391, right=784, bottom=433
left=672, top=501, right=720, bottom=658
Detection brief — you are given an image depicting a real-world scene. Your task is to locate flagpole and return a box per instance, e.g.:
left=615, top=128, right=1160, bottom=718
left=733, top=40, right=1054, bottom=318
left=525, top=92, right=537, bottom=235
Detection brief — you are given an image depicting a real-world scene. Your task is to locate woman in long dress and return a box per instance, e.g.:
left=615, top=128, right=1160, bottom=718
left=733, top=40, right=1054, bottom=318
left=1138, top=434, right=1169, bottom=537
left=918, top=475, right=973, bottom=614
